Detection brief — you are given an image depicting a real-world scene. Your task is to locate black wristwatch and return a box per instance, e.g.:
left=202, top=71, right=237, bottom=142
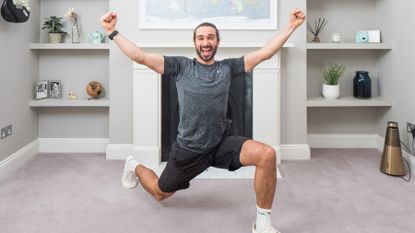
left=108, top=30, right=119, bottom=40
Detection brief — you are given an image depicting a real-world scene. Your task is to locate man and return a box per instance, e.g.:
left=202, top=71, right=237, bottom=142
left=101, top=9, right=305, bottom=233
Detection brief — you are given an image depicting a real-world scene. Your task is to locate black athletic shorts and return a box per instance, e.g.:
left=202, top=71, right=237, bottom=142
left=158, top=135, right=250, bottom=193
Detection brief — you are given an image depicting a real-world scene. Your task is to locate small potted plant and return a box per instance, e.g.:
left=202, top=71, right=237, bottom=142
left=321, top=63, right=346, bottom=99
left=42, top=16, right=66, bottom=43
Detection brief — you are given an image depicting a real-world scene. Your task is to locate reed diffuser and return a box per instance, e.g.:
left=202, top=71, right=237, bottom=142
left=307, top=18, right=327, bottom=43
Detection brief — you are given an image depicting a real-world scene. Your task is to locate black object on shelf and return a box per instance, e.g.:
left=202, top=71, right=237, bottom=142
left=353, top=71, right=372, bottom=98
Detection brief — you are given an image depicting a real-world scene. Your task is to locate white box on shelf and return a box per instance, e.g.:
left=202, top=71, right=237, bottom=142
left=368, top=30, right=381, bottom=43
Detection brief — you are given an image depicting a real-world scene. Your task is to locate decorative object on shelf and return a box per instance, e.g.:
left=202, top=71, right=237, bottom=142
left=68, top=91, right=77, bottom=100
left=66, top=7, right=80, bottom=43
left=353, top=71, right=371, bottom=98
left=48, top=80, right=62, bottom=98
left=355, top=31, right=369, bottom=43
left=35, top=80, right=48, bottom=99
left=321, top=63, right=346, bottom=99
left=86, top=81, right=103, bottom=99
left=87, top=31, right=105, bottom=44
left=368, top=30, right=381, bottom=43
left=331, top=33, right=341, bottom=43
left=380, top=121, right=406, bottom=176
left=1, top=0, right=30, bottom=23
left=42, top=16, right=66, bottom=43
left=306, top=18, right=327, bottom=43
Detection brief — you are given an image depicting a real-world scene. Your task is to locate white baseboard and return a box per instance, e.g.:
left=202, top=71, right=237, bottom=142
left=308, top=134, right=378, bottom=148
left=106, top=144, right=161, bottom=167
left=39, top=138, right=109, bottom=153
left=106, top=144, right=134, bottom=160
left=280, top=144, right=311, bottom=160
left=0, top=139, right=39, bottom=182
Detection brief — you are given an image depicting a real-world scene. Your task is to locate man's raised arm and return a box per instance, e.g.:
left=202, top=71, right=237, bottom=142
left=100, top=11, right=165, bottom=74
left=244, top=9, right=305, bottom=73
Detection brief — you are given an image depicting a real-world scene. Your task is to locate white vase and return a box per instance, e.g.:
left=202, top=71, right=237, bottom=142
left=322, top=84, right=340, bottom=99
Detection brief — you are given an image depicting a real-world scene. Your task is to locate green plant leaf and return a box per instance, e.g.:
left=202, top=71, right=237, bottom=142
left=321, top=64, right=346, bottom=85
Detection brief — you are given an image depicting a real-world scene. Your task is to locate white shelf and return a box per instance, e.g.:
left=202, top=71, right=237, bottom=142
left=29, top=98, right=110, bottom=107
left=306, top=43, right=392, bottom=50
left=29, top=43, right=110, bottom=50
left=307, top=96, right=392, bottom=107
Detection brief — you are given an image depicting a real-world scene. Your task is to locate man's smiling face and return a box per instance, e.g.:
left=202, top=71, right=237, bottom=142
left=194, top=26, right=219, bottom=65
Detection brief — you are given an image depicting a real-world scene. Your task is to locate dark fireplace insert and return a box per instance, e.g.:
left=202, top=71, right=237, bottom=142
left=161, top=73, right=253, bottom=161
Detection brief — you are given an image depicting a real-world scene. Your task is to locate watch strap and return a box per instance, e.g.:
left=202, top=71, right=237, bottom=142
left=108, top=30, right=119, bottom=40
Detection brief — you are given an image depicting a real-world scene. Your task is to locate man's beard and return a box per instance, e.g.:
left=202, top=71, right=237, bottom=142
left=196, top=45, right=218, bottom=63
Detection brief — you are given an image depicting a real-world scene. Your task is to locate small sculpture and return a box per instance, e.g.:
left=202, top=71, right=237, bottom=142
left=68, top=91, right=77, bottom=100
left=307, top=18, right=327, bottom=43
left=86, top=81, right=103, bottom=99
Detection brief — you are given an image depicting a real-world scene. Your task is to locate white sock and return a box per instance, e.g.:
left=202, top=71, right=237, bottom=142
left=256, top=205, right=272, bottom=233
left=127, top=158, right=140, bottom=173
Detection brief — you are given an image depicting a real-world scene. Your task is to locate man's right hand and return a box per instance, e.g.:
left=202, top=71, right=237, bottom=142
left=100, top=11, right=118, bottom=35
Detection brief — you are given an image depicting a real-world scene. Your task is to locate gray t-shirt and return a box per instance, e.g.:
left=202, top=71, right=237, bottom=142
left=164, top=56, right=246, bottom=153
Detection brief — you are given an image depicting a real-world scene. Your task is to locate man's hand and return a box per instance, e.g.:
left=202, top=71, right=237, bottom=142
left=100, top=11, right=118, bottom=35
left=290, top=8, right=305, bottom=28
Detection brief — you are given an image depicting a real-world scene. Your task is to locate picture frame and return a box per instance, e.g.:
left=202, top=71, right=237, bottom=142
left=35, top=80, right=48, bottom=100
left=138, top=0, right=277, bottom=30
left=48, top=80, right=62, bottom=98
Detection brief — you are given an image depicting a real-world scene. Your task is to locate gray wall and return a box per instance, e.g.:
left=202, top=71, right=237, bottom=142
left=376, top=0, right=415, bottom=146
left=14, top=0, right=414, bottom=159
left=0, top=1, right=40, bottom=160
left=109, top=0, right=308, bottom=145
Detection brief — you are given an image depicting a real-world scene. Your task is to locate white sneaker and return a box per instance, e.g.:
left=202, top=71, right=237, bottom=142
left=252, top=222, right=281, bottom=233
left=121, top=156, right=138, bottom=189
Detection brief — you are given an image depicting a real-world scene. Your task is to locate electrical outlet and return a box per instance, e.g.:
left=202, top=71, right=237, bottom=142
left=1, top=124, right=12, bottom=139
left=407, top=122, right=415, bottom=133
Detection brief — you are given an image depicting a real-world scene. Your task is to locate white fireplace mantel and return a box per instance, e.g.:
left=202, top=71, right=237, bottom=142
left=131, top=43, right=294, bottom=168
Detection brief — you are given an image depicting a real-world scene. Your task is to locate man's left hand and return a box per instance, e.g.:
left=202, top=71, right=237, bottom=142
left=290, top=8, right=306, bottom=28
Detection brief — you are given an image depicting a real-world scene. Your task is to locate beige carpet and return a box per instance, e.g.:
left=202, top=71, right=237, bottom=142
left=0, top=149, right=414, bottom=233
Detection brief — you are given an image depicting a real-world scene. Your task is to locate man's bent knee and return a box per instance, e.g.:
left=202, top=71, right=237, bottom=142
left=258, top=145, right=276, bottom=169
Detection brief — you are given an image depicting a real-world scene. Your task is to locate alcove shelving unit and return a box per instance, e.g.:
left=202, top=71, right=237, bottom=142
left=29, top=43, right=110, bottom=107
left=306, top=43, right=392, bottom=108
left=31, top=0, right=110, bottom=139
left=306, top=43, right=393, bottom=108
left=30, top=0, right=110, bottom=107
left=306, top=0, right=393, bottom=136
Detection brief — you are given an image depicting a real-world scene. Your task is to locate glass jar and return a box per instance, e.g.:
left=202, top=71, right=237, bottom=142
left=353, top=71, right=371, bottom=98
left=72, top=24, right=80, bottom=43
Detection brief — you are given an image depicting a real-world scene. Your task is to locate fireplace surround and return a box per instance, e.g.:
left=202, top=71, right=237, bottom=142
left=132, top=43, right=284, bottom=171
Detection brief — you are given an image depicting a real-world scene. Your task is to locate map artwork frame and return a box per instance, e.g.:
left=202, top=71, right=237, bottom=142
left=138, top=0, right=277, bottom=30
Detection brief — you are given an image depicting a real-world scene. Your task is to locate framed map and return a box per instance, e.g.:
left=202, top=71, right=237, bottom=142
left=138, top=0, right=277, bottom=30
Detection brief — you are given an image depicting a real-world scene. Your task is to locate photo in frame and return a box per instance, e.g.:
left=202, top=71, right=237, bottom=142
left=35, top=80, right=48, bottom=100
left=138, top=0, right=277, bottom=30
left=48, top=80, right=62, bottom=98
